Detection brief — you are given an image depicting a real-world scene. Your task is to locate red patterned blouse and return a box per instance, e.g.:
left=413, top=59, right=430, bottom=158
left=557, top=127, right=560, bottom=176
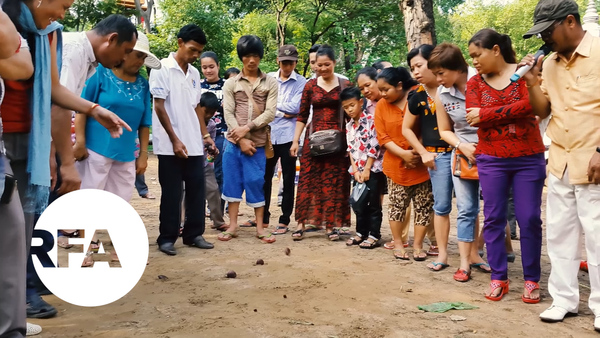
left=466, top=75, right=545, bottom=158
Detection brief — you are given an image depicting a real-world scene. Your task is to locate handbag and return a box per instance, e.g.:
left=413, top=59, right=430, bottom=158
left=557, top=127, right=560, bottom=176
left=238, top=79, right=274, bottom=159
left=307, top=77, right=347, bottom=157
left=453, top=148, right=478, bottom=180
left=350, top=182, right=370, bottom=211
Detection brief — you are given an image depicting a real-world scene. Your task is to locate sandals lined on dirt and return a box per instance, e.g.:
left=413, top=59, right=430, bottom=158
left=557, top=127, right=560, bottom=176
left=485, top=280, right=509, bottom=301
left=304, top=225, right=324, bottom=232
left=384, top=240, right=409, bottom=250
left=346, top=236, right=364, bottom=246
left=522, top=281, right=540, bottom=304
left=427, top=261, right=450, bottom=271
left=453, top=269, right=471, bottom=282
left=337, top=227, right=351, bottom=236
left=427, top=245, right=439, bottom=256
left=393, top=249, right=410, bottom=260
left=272, top=226, right=289, bottom=235
left=413, top=249, right=428, bottom=261
left=257, top=233, right=276, bottom=244
left=359, top=237, right=379, bottom=249
left=327, top=229, right=340, bottom=241
left=470, top=262, right=492, bottom=273
left=217, top=231, right=238, bottom=241
left=292, top=229, right=304, bottom=241
left=214, top=224, right=230, bottom=232
left=240, top=220, right=257, bottom=227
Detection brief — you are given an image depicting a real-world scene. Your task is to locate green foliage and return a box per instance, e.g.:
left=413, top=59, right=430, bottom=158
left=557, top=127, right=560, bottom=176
left=62, top=0, right=138, bottom=32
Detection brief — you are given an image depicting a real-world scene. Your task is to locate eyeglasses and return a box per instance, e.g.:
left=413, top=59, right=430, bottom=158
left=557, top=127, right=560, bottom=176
left=538, top=20, right=563, bottom=39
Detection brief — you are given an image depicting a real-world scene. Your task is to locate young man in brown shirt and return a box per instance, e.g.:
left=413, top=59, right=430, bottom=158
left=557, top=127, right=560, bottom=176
left=218, top=35, right=278, bottom=244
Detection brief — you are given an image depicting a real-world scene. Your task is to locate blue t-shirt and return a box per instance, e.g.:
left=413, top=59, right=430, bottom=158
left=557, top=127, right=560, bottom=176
left=81, top=65, right=152, bottom=162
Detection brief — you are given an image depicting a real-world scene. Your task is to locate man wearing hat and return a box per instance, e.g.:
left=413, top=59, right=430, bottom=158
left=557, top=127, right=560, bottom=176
left=262, top=45, right=307, bottom=234
left=521, top=0, right=600, bottom=328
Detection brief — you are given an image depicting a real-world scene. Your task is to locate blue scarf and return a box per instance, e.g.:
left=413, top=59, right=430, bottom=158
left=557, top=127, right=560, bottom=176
left=18, top=3, right=63, bottom=214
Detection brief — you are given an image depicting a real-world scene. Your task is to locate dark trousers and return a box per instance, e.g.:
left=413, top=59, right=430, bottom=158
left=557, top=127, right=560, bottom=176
left=157, top=155, right=205, bottom=245
left=478, top=153, right=545, bottom=281
left=353, top=171, right=385, bottom=239
left=214, top=134, right=225, bottom=212
left=263, top=142, right=296, bottom=225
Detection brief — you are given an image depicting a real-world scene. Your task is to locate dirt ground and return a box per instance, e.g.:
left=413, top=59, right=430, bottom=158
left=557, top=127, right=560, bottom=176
left=34, top=155, right=598, bottom=338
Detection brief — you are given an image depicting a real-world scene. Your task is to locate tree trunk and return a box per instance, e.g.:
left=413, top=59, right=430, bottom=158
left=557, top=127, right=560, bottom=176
left=134, top=0, right=154, bottom=33
left=399, top=0, right=436, bottom=51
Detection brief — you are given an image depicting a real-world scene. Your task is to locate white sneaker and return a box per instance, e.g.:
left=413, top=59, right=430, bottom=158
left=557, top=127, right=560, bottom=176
left=540, top=305, right=578, bottom=323
left=26, top=322, right=42, bottom=336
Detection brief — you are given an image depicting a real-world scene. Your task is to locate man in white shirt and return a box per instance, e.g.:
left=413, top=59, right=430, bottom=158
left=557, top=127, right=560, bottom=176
left=149, top=24, right=215, bottom=255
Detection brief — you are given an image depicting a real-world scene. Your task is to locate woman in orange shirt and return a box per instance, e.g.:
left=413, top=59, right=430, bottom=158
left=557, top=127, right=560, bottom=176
left=374, top=67, right=433, bottom=260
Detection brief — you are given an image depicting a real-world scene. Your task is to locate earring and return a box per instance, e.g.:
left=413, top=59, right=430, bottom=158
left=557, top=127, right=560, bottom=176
left=36, top=0, right=42, bottom=8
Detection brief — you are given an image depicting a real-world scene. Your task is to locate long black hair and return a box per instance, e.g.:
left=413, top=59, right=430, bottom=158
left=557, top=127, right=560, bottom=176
left=468, top=28, right=517, bottom=64
left=355, top=66, right=377, bottom=83
left=376, top=67, right=418, bottom=90
left=407, top=44, right=435, bottom=65
left=2, top=0, right=26, bottom=32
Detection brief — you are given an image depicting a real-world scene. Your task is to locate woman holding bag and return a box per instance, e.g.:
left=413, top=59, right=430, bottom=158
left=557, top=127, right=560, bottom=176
left=290, top=45, right=351, bottom=241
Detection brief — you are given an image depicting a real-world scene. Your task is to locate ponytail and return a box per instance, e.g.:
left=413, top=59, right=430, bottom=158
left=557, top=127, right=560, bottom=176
left=376, top=66, right=418, bottom=90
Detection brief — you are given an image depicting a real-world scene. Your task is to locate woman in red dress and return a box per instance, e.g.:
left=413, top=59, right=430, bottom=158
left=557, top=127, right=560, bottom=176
left=290, top=45, right=351, bottom=241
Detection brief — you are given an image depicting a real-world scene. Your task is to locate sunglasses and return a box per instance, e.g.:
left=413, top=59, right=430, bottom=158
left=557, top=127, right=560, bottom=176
left=537, top=20, right=563, bottom=39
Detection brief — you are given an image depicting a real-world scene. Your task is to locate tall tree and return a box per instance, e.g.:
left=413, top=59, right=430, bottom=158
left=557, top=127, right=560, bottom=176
left=270, top=0, right=294, bottom=46
left=134, top=0, right=154, bottom=33
left=399, top=0, right=436, bottom=50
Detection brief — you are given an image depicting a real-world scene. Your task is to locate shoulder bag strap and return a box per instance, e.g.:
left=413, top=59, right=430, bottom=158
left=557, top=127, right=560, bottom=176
left=338, top=77, right=346, bottom=130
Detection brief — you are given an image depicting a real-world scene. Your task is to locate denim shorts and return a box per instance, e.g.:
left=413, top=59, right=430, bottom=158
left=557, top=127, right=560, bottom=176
left=221, top=140, right=266, bottom=208
left=428, top=151, right=453, bottom=216
left=450, top=150, right=480, bottom=242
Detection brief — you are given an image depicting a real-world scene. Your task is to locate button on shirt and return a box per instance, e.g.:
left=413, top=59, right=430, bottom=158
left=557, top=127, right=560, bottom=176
left=541, top=32, right=600, bottom=184
left=267, top=70, right=306, bottom=144
left=149, top=53, right=204, bottom=156
left=437, top=68, right=477, bottom=144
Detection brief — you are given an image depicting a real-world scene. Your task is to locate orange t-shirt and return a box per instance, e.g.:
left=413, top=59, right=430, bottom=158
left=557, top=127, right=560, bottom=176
left=374, top=98, right=429, bottom=186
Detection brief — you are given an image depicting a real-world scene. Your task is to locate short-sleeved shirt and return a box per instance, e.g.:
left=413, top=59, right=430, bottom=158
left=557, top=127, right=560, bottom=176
left=437, top=68, right=477, bottom=144
left=200, top=78, right=226, bottom=135
left=149, top=53, right=204, bottom=156
left=541, top=32, right=600, bottom=184
left=81, top=65, right=152, bottom=162
left=374, top=97, right=430, bottom=186
left=408, top=84, right=449, bottom=148
left=346, top=110, right=383, bottom=173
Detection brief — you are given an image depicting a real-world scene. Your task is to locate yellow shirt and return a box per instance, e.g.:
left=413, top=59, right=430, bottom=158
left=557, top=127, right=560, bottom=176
left=541, top=32, right=600, bottom=185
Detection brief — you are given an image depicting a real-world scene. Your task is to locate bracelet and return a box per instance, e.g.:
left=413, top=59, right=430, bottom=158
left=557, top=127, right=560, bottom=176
left=455, top=141, right=462, bottom=149
left=86, top=103, right=99, bottom=115
left=140, top=150, right=148, bottom=153
left=203, top=133, right=211, bottom=139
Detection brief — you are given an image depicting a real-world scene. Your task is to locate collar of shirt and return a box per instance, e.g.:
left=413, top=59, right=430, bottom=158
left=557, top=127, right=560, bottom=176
left=163, top=52, right=193, bottom=76
left=439, top=67, right=476, bottom=98
left=552, top=31, right=593, bottom=63
left=346, top=111, right=369, bottom=130
left=76, top=32, right=97, bottom=69
left=235, top=68, right=267, bottom=83
left=269, top=69, right=299, bottom=84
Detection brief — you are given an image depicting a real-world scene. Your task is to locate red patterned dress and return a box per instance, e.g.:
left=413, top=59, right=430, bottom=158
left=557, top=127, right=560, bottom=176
left=295, top=78, right=351, bottom=228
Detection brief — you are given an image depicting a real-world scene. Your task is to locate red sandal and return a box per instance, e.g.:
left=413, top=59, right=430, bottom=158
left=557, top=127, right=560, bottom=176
left=522, top=281, right=540, bottom=304
left=485, top=280, right=509, bottom=301
left=453, top=269, right=471, bottom=282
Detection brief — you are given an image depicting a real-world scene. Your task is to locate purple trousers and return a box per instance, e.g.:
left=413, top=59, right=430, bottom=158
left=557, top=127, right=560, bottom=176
left=477, top=153, right=545, bottom=281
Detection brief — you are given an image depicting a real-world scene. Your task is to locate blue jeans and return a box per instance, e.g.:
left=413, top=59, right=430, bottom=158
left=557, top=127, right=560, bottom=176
left=135, top=173, right=148, bottom=196
left=221, top=140, right=266, bottom=208
left=428, top=151, right=453, bottom=216
left=451, top=150, right=480, bottom=242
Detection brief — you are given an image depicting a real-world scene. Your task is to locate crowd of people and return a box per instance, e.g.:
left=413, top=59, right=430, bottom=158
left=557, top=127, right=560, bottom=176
left=1, top=0, right=600, bottom=336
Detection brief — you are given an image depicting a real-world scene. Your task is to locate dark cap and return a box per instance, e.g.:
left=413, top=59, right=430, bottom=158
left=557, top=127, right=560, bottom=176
left=523, top=0, right=579, bottom=39
left=278, top=45, right=299, bottom=61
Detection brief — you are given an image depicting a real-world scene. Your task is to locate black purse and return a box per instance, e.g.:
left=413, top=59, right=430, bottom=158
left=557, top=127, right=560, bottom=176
left=307, top=77, right=347, bottom=157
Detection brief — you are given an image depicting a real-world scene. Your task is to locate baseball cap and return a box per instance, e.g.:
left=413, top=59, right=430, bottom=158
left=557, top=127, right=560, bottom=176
left=278, top=45, right=299, bottom=61
left=523, top=0, right=579, bottom=39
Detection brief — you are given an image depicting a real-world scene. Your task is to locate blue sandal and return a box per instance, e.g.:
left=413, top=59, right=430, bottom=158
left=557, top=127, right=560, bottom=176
left=470, top=262, right=492, bottom=273
left=427, top=261, right=450, bottom=271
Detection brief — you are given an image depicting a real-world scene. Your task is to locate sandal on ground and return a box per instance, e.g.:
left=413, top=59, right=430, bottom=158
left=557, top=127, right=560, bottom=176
left=272, top=226, right=289, bottom=235
left=304, top=224, right=324, bottom=232
left=291, top=229, right=304, bottom=241
left=359, top=237, right=380, bottom=249
left=346, top=236, right=364, bottom=246
left=81, top=252, right=94, bottom=267
left=427, top=261, right=450, bottom=271
left=393, top=249, right=410, bottom=260
left=413, top=249, right=428, bottom=261
left=338, top=227, right=351, bottom=236
left=522, top=281, right=540, bottom=304
left=214, top=224, right=230, bottom=232
left=427, top=245, right=439, bottom=256
left=327, top=229, right=340, bottom=241
left=217, top=231, right=238, bottom=241
left=240, top=220, right=257, bottom=227
left=89, top=240, right=100, bottom=253
left=384, top=241, right=409, bottom=250
left=507, top=252, right=516, bottom=263
left=257, top=233, right=276, bottom=244
left=57, top=236, right=73, bottom=249
left=470, top=262, right=492, bottom=273
left=485, top=280, right=509, bottom=301
left=453, top=269, right=471, bottom=282
left=141, top=192, right=156, bottom=199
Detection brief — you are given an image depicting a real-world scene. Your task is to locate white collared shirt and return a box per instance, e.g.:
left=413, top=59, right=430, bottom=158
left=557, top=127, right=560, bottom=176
left=60, top=32, right=98, bottom=95
left=149, top=53, right=204, bottom=156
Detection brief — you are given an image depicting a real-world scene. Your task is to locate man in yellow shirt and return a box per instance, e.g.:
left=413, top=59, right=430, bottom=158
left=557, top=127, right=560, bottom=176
left=521, top=0, right=600, bottom=329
